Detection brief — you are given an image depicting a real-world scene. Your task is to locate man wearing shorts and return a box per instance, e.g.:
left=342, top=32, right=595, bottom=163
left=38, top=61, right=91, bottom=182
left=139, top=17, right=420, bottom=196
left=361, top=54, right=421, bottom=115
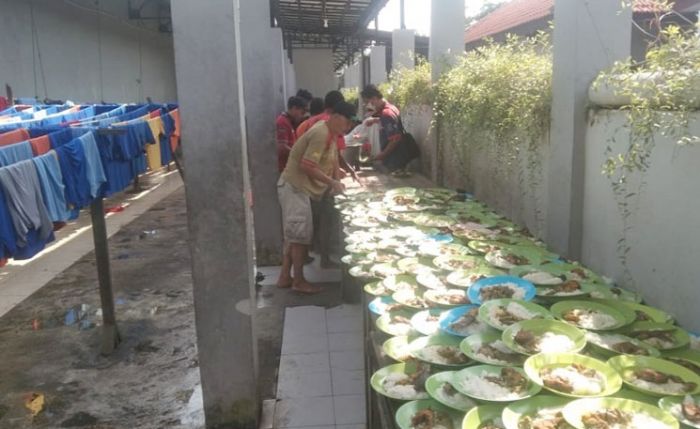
left=276, top=101, right=356, bottom=294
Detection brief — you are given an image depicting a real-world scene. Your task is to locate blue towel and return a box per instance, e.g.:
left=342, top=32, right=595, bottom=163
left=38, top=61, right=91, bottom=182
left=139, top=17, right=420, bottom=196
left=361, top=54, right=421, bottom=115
left=77, top=132, right=106, bottom=198
left=0, top=141, right=33, bottom=167
left=0, top=185, right=18, bottom=260
left=32, top=151, right=71, bottom=222
left=55, top=137, right=90, bottom=216
left=0, top=159, right=53, bottom=247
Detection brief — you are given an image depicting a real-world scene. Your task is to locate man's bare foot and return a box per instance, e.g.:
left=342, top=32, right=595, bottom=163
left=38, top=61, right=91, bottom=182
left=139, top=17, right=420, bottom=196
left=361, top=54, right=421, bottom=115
left=291, top=280, right=322, bottom=295
left=277, top=274, right=293, bottom=289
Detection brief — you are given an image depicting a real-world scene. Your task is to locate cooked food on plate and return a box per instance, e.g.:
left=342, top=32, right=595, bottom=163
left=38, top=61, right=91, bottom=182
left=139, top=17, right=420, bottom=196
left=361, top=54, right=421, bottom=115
left=629, top=329, right=677, bottom=349
left=434, top=382, right=476, bottom=410
left=585, top=332, right=654, bottom=356
left=562, top=308, right=618, bottom=330
left=540, top=363, right=606, bottom=395
left=389, top=314, right=414, bottom=336
left=514, top=329, right=575, bottom=354
left=428, top=290, right=470, bottom=305
left=540, top=280, right=583, bottom=296
left=580, top=408, right=671, bottom=429
left=382, top=363, right=431, bottom=400
left=476, top=341, right=525, bottom=365
left=489, top=302, right=543, bottom=328
left=410, top=408, right=454, bottom=429
left=480, top=284, right=526, bottom=301
left=518, top=408, right=569, bottom=429
left=416, top=345, right=469, bottom=366
left=628, top=367, right=697, bottom=395
left=479, top=419, right=505, bottom=429
left=682, top=395, right=700, bottom=424
left=668, top=358, right=700, bottom=376
left=460, top=367, right=531, bottom=401
left=523, top=271, right=565, bottom=286
left=488, top=250, right=530, bottom=268
left=448, top=307, right=488, bottom=336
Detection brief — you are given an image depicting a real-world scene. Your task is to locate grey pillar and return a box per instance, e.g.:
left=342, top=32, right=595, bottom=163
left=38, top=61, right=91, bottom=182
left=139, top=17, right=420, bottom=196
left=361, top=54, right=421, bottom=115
left=392, top=29, right=415, bottom=71
left=547, top=0, right=632, bottom=258
left=241, top=0, right=284, bottom=265
left=171, top=0, right=259, bottom=428
left=429, top=0, right=465, bottom=81
left=369, top=45, right=388, bottom=84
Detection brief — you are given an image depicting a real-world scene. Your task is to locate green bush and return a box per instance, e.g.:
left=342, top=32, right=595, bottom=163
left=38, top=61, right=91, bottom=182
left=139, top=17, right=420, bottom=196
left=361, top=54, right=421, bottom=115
left=384, top=59, right=433, bottom=108
left=340, top=87, right=359, bottom=108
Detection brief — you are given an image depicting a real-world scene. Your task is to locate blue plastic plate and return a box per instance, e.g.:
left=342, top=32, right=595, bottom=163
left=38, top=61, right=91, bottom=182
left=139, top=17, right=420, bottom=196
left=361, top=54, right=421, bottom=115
left=438, top=305, right=492, bottom=337
left=368, top=296, right=398, bottom=316
left=468, top=275, right=536, bottom=304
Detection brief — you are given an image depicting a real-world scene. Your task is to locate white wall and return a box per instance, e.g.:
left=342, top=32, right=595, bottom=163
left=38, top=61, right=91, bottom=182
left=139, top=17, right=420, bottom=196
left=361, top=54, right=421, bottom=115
left=582, top=110, right=700, bottom=332
left=369, top=46, right=387, bottom=84
left=292, top=48, right=337, bottom=98
left=0, top=0, right=176, bottom=103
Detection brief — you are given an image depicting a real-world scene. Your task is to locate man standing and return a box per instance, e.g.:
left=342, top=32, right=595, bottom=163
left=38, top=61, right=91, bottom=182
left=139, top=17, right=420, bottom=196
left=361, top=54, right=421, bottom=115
left=361, top=84, right=419, bottom=173
left=276, top=96, right=308, bottom=173
left=276, top=101, right=356, bottom=294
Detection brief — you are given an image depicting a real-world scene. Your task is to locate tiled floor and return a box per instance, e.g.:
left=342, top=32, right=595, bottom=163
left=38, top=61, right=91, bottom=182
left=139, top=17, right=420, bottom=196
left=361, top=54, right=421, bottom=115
left=274, top=305, right=366, bottom=429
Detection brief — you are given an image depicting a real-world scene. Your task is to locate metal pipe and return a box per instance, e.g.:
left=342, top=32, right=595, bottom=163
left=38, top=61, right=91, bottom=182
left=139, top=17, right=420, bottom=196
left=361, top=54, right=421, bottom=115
left=400, top=0, right=405, bottom=29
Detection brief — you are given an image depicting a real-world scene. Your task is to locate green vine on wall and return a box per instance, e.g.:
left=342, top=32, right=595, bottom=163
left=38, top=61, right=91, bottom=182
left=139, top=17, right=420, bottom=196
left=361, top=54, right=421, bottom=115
left=383, top=58, right=433, bottom=109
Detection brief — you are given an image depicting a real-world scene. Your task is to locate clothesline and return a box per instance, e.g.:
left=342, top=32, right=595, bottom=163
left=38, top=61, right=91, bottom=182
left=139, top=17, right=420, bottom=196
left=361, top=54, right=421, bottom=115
left=0, top=103, right=181, bottom=267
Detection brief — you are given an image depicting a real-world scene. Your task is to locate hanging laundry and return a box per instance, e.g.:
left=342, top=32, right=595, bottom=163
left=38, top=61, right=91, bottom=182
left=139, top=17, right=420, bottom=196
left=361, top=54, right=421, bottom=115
left=29, top=134, right=51, bottom=156
left=55, top=137, right=90, bottom=217
left=32, top=151, right=71, bottom=222
left=0, top=128, right=30, bottom=146
left=145, top=117, right=164, bottom=170
left=0, top=185, right=18, bottom=262
left=0, top=159, right=54, bottom=247
left=77, top=132, right=106, bottom=198
left=0, top=141, right=33, bottom=167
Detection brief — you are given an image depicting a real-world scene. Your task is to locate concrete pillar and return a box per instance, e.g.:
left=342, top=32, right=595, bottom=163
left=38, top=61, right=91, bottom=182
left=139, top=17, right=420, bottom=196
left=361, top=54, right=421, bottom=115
left=392, top=29, right=415, bottom=71
left=285, top=57, right=297, bottom=99
left=429, top=0, right=465, bottom=81
left=240, top=0, right=284, bottom=265
left=547, top=0, right=632, bottom=258
left=344, top=61, right=361, bottom=88
left=171, top=0, right=259, bottom=428
left=369, top=45, right=388, bottom=84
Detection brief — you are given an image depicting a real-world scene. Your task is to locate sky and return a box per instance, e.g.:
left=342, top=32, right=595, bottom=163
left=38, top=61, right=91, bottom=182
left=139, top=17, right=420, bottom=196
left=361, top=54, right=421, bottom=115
left=372, top=0, right=507, bottom=36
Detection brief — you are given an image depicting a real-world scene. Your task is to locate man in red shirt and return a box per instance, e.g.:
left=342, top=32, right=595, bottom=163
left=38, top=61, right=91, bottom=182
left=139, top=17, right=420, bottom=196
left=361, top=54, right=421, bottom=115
left=276, top=96, right=308, bottom=172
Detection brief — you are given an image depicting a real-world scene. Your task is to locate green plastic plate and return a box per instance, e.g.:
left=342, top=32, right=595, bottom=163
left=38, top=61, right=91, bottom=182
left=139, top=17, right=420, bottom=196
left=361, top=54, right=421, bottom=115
left=502, top=395, right=573, bottom=429
left=624, top=322, right=690, bottom=350
left=462, top=404, right=507, bottom=429
left=607, top=355, right=700, bottom=397
left=502, top=319, right=586, bottom=355
left=409, top=334, right=472, bottom=368
left=411, top=309, right=446, bottom=337
left=395, top=399, right=464, bottom=429
left=562, top=397, right=679, bottom=429
left=446, top=267, right=507, bottom=288
left=550, top=300, right=629, bottom=331
left=460, top=331, right=526, bottom=367
left=662, top=348, right=700, bottom=376
left=452, top=365, right=541, bottom=402
left=524, top=352, right=622, bottom=398
left=619, top=301, right=675, bottom=324
left=478, top=299, right=552, bottom=331
left=659, top=395, right=700, bottom=428
left=383, top=335, right=414, bottom=362
left=370, top=363, right=431, bottom=401
left=425, top=371, right=478, bottom=412
left=434, top=255, right=485, bottom=272
left=376, top=309, right=418, bottom=337
left=585, top=331, right=661, bottom=358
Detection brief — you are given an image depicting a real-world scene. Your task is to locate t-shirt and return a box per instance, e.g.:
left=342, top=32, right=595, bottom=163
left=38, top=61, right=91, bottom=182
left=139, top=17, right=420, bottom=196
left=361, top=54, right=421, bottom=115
left=297, top=112, right=346, bottom=151
left=281, top=121, right=337, bottom=200
left=276, top=112, right=296, bottom=172
left=374, top=101, right=412, bottom=171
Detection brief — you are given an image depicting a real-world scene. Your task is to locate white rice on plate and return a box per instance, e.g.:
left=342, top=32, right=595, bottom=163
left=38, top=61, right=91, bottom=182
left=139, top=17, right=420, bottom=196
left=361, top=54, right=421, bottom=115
left=474, top=340, right=521, bottom=365
left=459, top=371, right=527, bottom=401
left=415, top=345, right=468, bottom=366
left=580, top=409, right=674, bottom=429
left=564, top=308, right=618, bottom=330
left=515, top=331, right=576, bottom=353
left=382, top=373, right=429, bottom=400
left=480, top=284, right=526, bottom=301
left=523, top=271, right=564, bottom=285
left=434, top=382, right=477, bottom=410
left=488, top=302, right=538, bottom=328
left=542, top=366, right=605, bottom=395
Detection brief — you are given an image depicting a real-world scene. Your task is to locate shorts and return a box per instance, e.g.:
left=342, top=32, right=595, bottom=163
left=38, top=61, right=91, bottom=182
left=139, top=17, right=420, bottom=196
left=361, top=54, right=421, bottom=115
left=277, top=178, right=313, bottom=245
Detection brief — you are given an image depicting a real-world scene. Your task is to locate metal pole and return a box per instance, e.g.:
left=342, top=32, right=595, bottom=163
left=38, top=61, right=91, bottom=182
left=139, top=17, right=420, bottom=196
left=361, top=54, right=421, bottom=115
left=400, top=0, right=405, bottom=29
left=90, top=197, right=121, bottom=355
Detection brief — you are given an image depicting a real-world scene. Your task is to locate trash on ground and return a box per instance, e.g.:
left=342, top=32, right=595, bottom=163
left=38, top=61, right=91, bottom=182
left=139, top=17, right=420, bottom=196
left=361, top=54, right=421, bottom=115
left=24, top=392, right=45, bottom=417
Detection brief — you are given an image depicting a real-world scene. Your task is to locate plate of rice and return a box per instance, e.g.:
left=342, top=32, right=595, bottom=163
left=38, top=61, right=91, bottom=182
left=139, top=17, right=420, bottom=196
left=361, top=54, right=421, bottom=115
left=587, top=284, right=643, bottom=303
left=551, top=300, right=629, bottom=331
left=439, top=305, right=495, bottom=338
left=535, top=281, right=596, bottom=301
left=419, top=242, right=474, bottom=258
left=409, top=335, right=472, bottom=368
left=460, top=332, right=526, bottom=367
left=463, top=404, right=507, bottom=429
left=398, top=257, right=438, bottom=275
left=364, top=281, right=391, bottom=297
left=585, top=331, right=661, bottom=358
left=624, top=322, right=690, bottom=351
left=368, top=296, right=403, bottom=316
left=393, top=289, right=431, bottom=310
left=510, top=265, right=566, bottom=286
left=478, top=299, right=552, bottom=331
left=412, top=309, right=446, bottom=336
left=424, top=289, right=472, bottom=308
left=377, top=309, right=419, bottom=336
left=384, top=335, right=416, bottom=362
left=562, top=397, right=679, bottom=429
left=371, top=362, right=432, bottom=401
left=659, top=394, right=700, bottom=428
left=608, top=355, right=700, bottom=397
left=416, top=272, right=450, bottom=291
left=395, top=398, right=464, bottom=429
left=502, top=319, right=586, bottom=355
left=433, top=255, right=485, bottom=272
left=468, top=276, right=536, bottom=305
left=663, top=349, right=700, bottom=377
left=452, top=365, right=541, bottom=402
left=524, top=353, right=622, bottom=398
left=445, top=267, right=507, bottom=289
left=618, top=301, right=675, bottom=324
left=502, top=394, right=573, bottom=429
left=425, top=372, right=478, bottom=412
